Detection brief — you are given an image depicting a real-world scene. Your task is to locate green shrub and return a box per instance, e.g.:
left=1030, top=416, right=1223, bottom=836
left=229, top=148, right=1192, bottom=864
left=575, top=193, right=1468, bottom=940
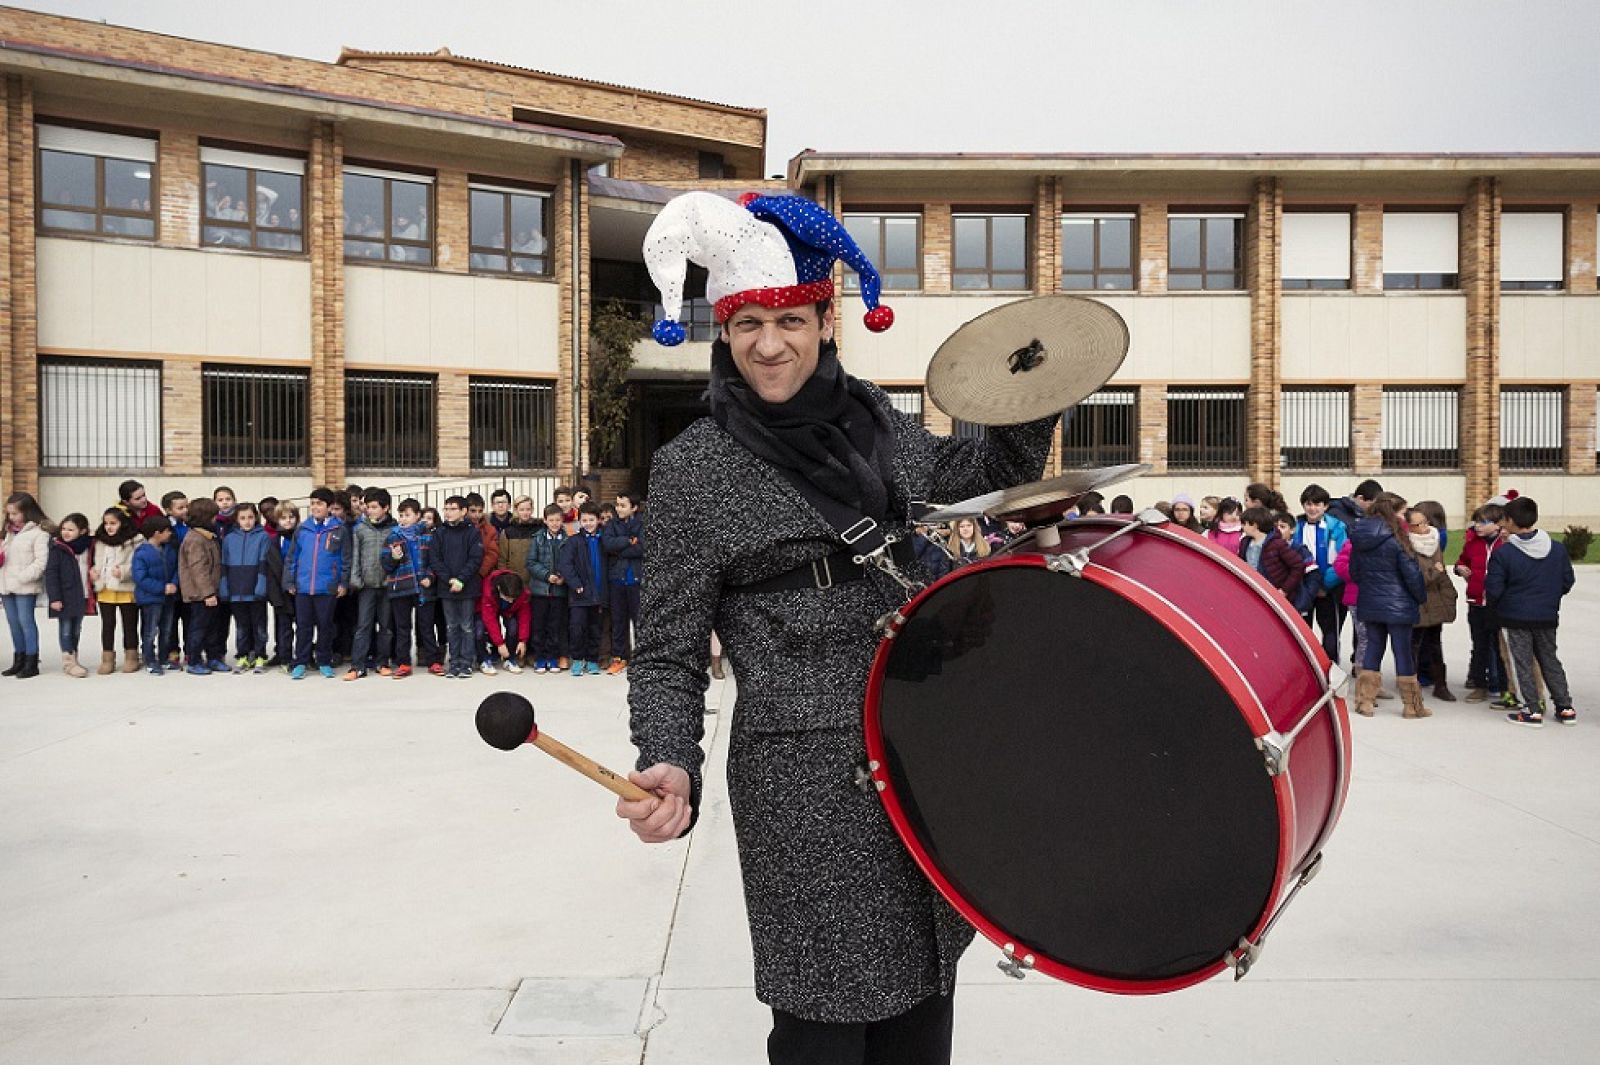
left=1564, top=525, right=1593, bottom=562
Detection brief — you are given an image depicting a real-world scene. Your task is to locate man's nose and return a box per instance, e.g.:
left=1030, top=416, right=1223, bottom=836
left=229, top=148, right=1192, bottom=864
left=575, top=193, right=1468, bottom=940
left=752, top=322, right=787, bottom=357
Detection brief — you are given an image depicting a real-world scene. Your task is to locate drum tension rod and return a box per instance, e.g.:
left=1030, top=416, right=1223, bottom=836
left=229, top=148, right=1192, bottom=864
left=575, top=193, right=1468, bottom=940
left=1045, top=509, right=1170, bottom=576
left=1228, top=852, right=1325, bottom=981
left=997, top=943, right=1036, bottom=980
left=853, top=761, right=884, bottom=794
left=1257, top=664, right=1348, bottom=777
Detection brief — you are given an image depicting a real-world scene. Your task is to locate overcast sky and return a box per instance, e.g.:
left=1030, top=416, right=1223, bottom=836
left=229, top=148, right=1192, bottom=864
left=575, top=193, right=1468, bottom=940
left=18, top=0, right=1600, bottom=173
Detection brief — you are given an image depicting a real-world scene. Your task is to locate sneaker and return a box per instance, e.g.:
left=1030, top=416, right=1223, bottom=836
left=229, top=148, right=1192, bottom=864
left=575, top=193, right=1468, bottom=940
left=480, top=661, right=499, bottom=677
left=504, top=660, right=523, bottom=675
left=319, top=665, right=337, bottom=679
left=186, top=663, right=209, bottom=676
left=558, top=657, right=570, bottom=671
left=147, top=663, right=164, bottom=676
left=428, top=662, right=446, bottom=676
left=395, top=664, right=413, bottom=679
left=378, top=665, right=393, bottom=677
left=570, top=660, right=584, bottom=677
left=1555, top=708, right=1577, bottom=726
left=584, top=660, right=602, bottom=676
left=534, top=661, right=549, bottom=674
left=291, top=664, right=307, bottom=680
left=1493, top=691, right=1519, bottom=709
left=252, top=659, right=266, bottom=675
left=605, top=659, right=627, bottom=676
left=1506, top=709, right=1543, bottom=728
left=204, top=659, right=228, bottom=673
left=264, top=656, right=284, bottom=668
left=343, top=669, right=366, bottom=681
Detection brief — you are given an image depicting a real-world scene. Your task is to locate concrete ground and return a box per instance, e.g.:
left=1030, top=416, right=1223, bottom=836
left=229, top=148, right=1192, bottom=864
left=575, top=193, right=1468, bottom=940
left=2, top=574, right=1598, bottom=1064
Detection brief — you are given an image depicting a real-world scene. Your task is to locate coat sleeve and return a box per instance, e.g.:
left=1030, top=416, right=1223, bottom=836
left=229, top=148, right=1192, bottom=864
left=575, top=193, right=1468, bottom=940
left=478, top=527, right=500, bottom=578
left=527, top=538, right=551, bottom=583
left=1561, top=549, right=1575, bottom=595
left=1399, top=550, right=1427, bottom=605
left=20, top=530, right=50, bottom=587
left=1333, top=540, right=1353, bottom=585
left=44, top=548, right=65, bottom=602
left=337, top=531, right=353, bottom=591
left=878, top=392, right=1058, bottom=506
left=478, top=583, right=499, bottom=636
left=1276, top=540, right=1304, bottom=597
left=467, top=531, right=485, bottom=582
left=514, top=597, right=532, bottom=644
left=1485, top=550, right=1506, bottom=607
left=1323, top=520, right=1348, bottom=589
left=282, top=532, right=299, bottom=594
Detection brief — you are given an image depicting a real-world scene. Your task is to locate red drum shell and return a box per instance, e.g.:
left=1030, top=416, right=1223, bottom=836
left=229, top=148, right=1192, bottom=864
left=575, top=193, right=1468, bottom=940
left=863, top=517, right=1351, bottom=994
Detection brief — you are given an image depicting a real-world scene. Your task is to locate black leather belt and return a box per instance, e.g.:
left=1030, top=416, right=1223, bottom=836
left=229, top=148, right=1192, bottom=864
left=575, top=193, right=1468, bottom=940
left=731, top=539, right=919, bottom=595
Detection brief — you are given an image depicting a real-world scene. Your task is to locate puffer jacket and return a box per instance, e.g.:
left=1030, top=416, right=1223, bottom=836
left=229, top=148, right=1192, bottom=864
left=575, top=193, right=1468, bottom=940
left=1347, top=518, right=1425, bottom=625
left=178, top=528, right=222, bottom=603
left=1456, top=528, right=1502, bottom=606
left=525, top=527, right=567, bottom=598
left=501, top=521, right=538, bottom=583
left=220, top=524, right=272, bottom=602
left=430, top=519, right=484, bottom=600
left=133, top=541, right=177, bottom=606
left=1240, top=530, right=1305, bottom=600
left=92, top=537, right=139, bottom=595
left=285, top=516, right=350, bottom=596
left=1333, top=540, right=1359, bottom=608
left=1486, top=530, right=1575, bottom=629
left=1292, top=514, right=1349, bottom=590
left=0, top=521, right=52, bottom=596
left=350, top=513, right=397, bottom=590
left=602, top=515, right=645, bottom=585
left=45, top=539, right=92, bottom=619
left=381, top=522, right=433, bottom=601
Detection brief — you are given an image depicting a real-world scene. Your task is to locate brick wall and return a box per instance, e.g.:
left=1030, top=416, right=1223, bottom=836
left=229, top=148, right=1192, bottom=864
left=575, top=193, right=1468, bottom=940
left=554, top=162, right=589, bottom=479
left=435, top=168, right=469, bottom=273
left=158, top=131, right=200, bottom=248
left=1138, top=202, right=1167, bottom=292
left=1567, top=384, right=1597, bottom=475
left=308, top=121, right=346, bottom=488
left=617, top=139, right=703, bottom=183
left=1138, top=384, right=1167, bottom=474
left=1567, top=200, right=1597, bottom=291
left=1352, top=202, right=1383, bottom=294
left=1245, top=177, right=1282, bottom=486
left=162, top=360, right=202, bottom=473
left=1034, top=177, right=1060, bottom=295
left=923, top=204, right=952, bottom=293
left=2, top=76, right=38, bottom=497
left=437, top=371, right=470, bottom=475
left=0, top=76, right=14, bottom=497
left=1460, top=177, right=1501, bottom=509
left=1351, top=384, right=1383, bottom=473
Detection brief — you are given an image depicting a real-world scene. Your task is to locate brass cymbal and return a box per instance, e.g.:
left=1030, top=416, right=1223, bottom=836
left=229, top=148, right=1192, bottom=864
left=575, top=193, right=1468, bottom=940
left=926, top=295, right=1131, bottom=426
left=920, top=463, right=1151, bottom=525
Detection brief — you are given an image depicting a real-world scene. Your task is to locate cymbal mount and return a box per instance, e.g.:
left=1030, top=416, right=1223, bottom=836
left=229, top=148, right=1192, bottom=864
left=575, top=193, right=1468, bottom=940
left=1007, top=338, right=1047, bottom=375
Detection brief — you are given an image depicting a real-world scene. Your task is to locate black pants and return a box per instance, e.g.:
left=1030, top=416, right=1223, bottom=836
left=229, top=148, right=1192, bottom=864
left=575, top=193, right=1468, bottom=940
left=273, top=597, right=295, bottom=663
left=390, top=596, right=439, bottom=667
left=230, top=600, right=268, bottom=659
left=609, top=582, right=641, bottom=661
left=293, top=594, right=337, bottom=668
left=767, top=991, right=954, bottom=1065
left=100, top=601, right=139, bottom=652
left=185, top=601, right=222, bottom=665
left=531, top=597, right=567, bottom=662
left=333, top=591, right=357, bottom=656
left=568, top=603, right=601, bottom=661
left=1301, top=592, right=1343, bottom=664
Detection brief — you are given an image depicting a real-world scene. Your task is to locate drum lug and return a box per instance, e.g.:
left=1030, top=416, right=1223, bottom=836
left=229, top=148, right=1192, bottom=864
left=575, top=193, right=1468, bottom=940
left=997, top=943, right=1036, bottom=980
left=1256, top=666, right=1346, bottom=776
left=852, top=761, right=884, bottom=794
left=874, top=609, right=907, bottom=638
left=1045, top=509, right=1170, bottom=578
left=1227, top=852, right=1325, bottom=981
left=1046, top=550, right=1092, bottom=577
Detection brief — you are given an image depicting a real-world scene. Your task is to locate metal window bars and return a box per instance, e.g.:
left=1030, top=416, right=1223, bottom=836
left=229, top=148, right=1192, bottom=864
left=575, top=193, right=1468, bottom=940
left=1499, top=387, right=1565, bottom=470
left=1280, top=388, right=1352, bottom=470
left=345, top=372, right=436, bottom=471
left=1381, top=387, right=1460, bottom=470
left=202, top=366, right=309, bottom=468
left=469, top=377, right=555, bottom=470
left=1062, top=387, right=1138, bottom=467
left=39, top=357, right=162, bottom=469
left=1166, top=388, right=1247, bottom=470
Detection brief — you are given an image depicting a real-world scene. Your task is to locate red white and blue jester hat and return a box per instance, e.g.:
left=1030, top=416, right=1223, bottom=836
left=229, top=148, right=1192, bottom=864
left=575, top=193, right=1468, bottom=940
left=643, top=191, right=895, bottom=346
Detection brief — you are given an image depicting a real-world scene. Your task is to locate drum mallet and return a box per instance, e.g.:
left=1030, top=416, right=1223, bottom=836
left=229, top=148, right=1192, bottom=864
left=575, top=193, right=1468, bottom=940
left=475, top=691, right=651, bottom=802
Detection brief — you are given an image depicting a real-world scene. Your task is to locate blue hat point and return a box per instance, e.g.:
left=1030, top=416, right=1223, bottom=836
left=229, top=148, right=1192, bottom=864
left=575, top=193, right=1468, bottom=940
left=739, top=193, right=894, bottom=333
left=652, top=319, right=686, bottom=347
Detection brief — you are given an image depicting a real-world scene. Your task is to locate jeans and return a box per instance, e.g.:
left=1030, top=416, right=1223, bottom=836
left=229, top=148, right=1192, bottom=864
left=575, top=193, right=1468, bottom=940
left=1301, top=591, right=1344, bottom=664
left=441, top=597, right=476, bottom=673
left=567, top=603, right=601, bottom=661
left=531, top=596, right=567, bottom=662
left=609, top=583, right=641, bottom=661
left=230, top=600, right=269, bottom=659
left=58, top=614, right=83, bottom=654
left=6, top=593, right=43, bottom=655
left=293, top=594, right=338, bottom=668
left=140, top=601, right=174, bottom=665
left=389, top=596, right=439, bottom=667
left=350, top=587, right=393, bottom=670
left=1361, top=621, right=1415, bottom=675
left=1466, top=604, right=1505, bottom=692
left=767, top=991, right=954, bottom=1065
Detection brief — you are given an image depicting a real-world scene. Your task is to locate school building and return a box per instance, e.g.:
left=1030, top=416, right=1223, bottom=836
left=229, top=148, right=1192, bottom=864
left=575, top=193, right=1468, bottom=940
left=2, top=6, right=1597, bottom=526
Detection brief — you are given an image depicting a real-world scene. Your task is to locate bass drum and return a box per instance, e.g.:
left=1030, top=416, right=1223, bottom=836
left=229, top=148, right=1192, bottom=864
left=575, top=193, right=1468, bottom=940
left=863, top=517, right=1351, bottom=993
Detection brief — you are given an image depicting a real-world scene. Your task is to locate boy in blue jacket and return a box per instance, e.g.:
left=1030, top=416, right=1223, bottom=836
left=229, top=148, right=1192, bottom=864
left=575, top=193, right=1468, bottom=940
left=601, top=491, right=645, bottom=675
left=382, top=497, right=438, bottom=678
left=1292, top=484, right=1349, bottom=662
left=1489, top=496, right=1577, bottom=727
left=557, top=502, right=606, bottom=676
left=133, top=515, right=178, bottom=674
left=285, top=487, right=351, bottom=680
left=221, top=502, right=272, bottom=673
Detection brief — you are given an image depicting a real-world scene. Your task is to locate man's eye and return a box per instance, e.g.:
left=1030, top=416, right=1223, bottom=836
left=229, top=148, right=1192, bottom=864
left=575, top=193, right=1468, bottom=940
left=779, top=316, right=807, bottom=329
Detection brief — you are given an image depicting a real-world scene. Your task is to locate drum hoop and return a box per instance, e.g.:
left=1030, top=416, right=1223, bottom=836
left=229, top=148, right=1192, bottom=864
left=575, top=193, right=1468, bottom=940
left=864, top=552, right=1292, bottom=994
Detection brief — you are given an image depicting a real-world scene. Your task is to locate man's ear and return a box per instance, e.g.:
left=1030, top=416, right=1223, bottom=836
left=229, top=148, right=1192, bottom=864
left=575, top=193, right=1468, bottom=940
left=820, top=303, right=836, bottom=343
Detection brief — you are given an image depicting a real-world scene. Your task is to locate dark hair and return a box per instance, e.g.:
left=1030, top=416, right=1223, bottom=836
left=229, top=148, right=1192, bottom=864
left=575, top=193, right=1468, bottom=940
left=160, top=490, right=187, bottom=510
left=1246, top=482, right=1287, bottom=513
left=117, top=479, right=143, bottom=503
left=235, top=501, right=259, bottom=521
left=1416, top=499, right=1448, bottom=533
left=1504, top=496, right=1538, bottom=529
left=1354, top=479, right=1384, bottom=501
left=258, top=497, right=278, bottom=521
left=422, top=507, right=441, bottom=523
left=96, top=507, right=138, bottom=545
left=553, top=485, right=571, bottom=499
left=490, top=488, right=512, bottom=503
left=543, top=503, right=565, bottom=519
left=1216, top=497, right=1242, bottom=519
left=398, top=497, right=421, bottom=514
left=1474, top=503, right=1505, bottom=524
left=1241, top=506, right=1272, bottom=530
left=444, top=495, right=468, bottom=510
left=5, top=491, right=47, bottom=528
left=140, top=514, right=172, bottom=538
left=187, top=497, right=220, bottom=528
left=345, top=484, right=363, bottom=497
left=616, top=490, right=641, bottom=508
left=1109, top=494, right=1134, bottom=514
left=1299, top=484, right=1331, bottom=506
left=1272, top=510, right=1297, bottom=531
left=275, top=502, right=300, bottom=522
left=59, top=511, right=90, bottom=535
left=492, top=571, right=525, bottom=600
left=212, top=485, right=236, bottom=502
left=464, top=492, right=486, bottom=508
left=362, top=487, right=392, bottom=509
left=1076, top=490, right=1106, bottom=516
left=599, top=502, right=618, bottom=518
left=1368, top=495, right=1408, bottom=541
left=310, top=487, right=337, bottom=506
left=578, top=501, right=602, bottom=518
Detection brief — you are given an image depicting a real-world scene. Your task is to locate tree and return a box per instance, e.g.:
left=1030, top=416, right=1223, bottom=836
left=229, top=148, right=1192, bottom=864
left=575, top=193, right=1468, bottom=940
left=588, top=299, right=647, bottom=467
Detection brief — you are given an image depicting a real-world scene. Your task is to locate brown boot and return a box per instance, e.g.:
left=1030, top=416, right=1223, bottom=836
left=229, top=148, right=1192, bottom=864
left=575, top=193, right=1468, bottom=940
left=97, top=650, right=116, bottom=675
left=62, top=652, right=88, bottom=678
left=1398, top=675, right=1430, bottom=718
left=1431, top=662, right=1456, bottom=702
left=121, top=648, right=140, bottom=673
left=709, top=654, right=725, bottom=680
left=1352, top=669, right=1379, bottom=717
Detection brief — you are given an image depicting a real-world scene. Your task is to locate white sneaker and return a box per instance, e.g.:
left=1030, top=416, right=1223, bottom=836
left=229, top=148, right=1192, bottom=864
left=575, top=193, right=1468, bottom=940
left=504, top=660, right=523, bottom=674
left=479, top=661, right=498, bottom=676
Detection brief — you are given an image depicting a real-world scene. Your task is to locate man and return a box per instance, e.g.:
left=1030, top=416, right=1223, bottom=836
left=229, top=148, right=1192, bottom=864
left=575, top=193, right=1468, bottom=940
left=616, top=192, right=1057, bottom=1063
left=114, top=479, right=163, bottom=528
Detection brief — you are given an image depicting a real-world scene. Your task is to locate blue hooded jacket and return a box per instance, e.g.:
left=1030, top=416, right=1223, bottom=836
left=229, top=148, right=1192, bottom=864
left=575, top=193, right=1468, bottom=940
left=132, top=540, right=177, bottom=605
left=220, top=524, right=271, bottom=602
left=602, top=515, right=644, bottom=585
left=1347, top=517, right=1426, bottom=625
left=1291, top=513, right=1349, bottom=591
left=557, top=529, right=607, bottom=607
left=285, top=515, right=351, bottom=597
left=1486, top=530, right=1574, bottom=629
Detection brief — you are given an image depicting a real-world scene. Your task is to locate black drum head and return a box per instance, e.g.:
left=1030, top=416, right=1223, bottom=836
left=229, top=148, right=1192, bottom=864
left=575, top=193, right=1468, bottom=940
left=875, top=563, right=1278, bottom=983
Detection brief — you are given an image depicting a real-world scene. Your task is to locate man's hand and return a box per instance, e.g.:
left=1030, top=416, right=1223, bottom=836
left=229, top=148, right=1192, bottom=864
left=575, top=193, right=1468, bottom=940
left=617, top=763, right=691, bottom=843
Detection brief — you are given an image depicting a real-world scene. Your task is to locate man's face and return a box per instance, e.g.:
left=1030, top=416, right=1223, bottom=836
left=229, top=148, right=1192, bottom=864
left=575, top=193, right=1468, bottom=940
left=1303, top=500, right=1327, bottom=521
left=493, top=496, right=510, bottom=517
left=615, top=497, right=635, bottom=520
left=443, top=502, right=464, bottom=523
left=128, top=487, right=148, bottom=511
left=720, top=303, right=833, bottom=405
left=580, top=513, right=599, bottom=534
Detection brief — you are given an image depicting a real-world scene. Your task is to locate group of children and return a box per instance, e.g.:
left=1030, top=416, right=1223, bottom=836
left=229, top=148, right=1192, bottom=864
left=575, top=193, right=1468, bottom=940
left=0, top=480, right=647, bottom=683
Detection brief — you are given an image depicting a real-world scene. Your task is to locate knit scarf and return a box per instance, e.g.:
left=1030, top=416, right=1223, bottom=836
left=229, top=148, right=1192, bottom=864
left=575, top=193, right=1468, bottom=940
left=707, top=341, right=897, bottom=522
left=1408, top=526, right=1440, bottom=558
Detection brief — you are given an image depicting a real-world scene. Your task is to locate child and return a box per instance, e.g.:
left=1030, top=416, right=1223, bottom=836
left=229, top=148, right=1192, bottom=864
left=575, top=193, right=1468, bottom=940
left=422, top=507, right=450, bottom=665
left=92, top=507, right=142, bottom=674
left=346, top=487, right=397, bottom=680
left=265, top=504, right=297, bottom=667
left=1348, top=494, right=1427, bottom=718
left=500, top=496, right=539, bottom=649
left=212, top=486, right=238, bottom=537
left=431, top=495, right=484, bottom=679
left=479, top=570, right=530, bottom=675
left=1488, top=496, right=1577, bottom=727
left=1197, top=495, right=1220, bottom=531
left=220, top=502, right=272, bottom=673
left=285, top=487, right=351, bottom=680
left=1405, top=505, right=1458, bottom=702
left=1206, top=498, right=1244, bottom=555
left=557, top=502, right=606, bottom=676
left=45, top=513, right=93, bottom=678
left=257, top=497, right=280, bottom=539
left=1291, top=484, right=1349, bottom=663
left=382, top=497, right=437, bottom=679
left=1275, top=511, right=1321, bottom=616
left=526, top=503, right=568, bottom=673
left=1238, top=507, right=1303, bottom=602
left=178, top=497, right=227, bottom=675
left=1169, top=494, right=1202, bottom=532
left=947, top=518, right=990, bottom=567
left=1454, top=503, right=1506, bottom=703
left=602, top=491, right=644, bottom=675
left=2, top=492, right=52, bottom=679
left=160, top=490, right=191, bottom=668
left=465, top=493, right=501, bottom=672
left=133, top=515, right=178, bottom=675
left=488, top=488, right=515, bottom=536
left=328, top=496, right=357, bottom=665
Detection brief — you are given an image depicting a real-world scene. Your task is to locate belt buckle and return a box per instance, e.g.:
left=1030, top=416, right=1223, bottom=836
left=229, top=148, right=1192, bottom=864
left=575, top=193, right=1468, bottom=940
left=811, top=556, right=834, bottom=590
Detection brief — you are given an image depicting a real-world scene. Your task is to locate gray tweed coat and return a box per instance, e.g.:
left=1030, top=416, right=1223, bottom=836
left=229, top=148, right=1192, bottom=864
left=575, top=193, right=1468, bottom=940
left=628, top=383, right=1056, bottom=1023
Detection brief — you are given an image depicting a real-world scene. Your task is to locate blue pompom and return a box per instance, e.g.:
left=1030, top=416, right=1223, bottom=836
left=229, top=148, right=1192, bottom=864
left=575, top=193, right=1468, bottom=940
left=653, top=319, right=686, bottom=347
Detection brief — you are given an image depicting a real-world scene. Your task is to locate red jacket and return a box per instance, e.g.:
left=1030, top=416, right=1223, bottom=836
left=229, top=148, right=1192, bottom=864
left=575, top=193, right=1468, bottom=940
left=1456, top=528, right=1503, bottom=606
left=473, top=517, right=501, bottom=578
left=479, top=568, right=531, bottom=645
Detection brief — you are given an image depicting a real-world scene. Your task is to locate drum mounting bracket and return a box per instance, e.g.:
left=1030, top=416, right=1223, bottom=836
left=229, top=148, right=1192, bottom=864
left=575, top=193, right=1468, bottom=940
left=1256, top=664, right=1347, bottom=776
left=853, top=760, right=884, bottom=794
left=1227, top=852, right=1325, bottom=981
left=997, top=943, right=1036, bottom=980
left=1045, top=509, right=1170, bottom=577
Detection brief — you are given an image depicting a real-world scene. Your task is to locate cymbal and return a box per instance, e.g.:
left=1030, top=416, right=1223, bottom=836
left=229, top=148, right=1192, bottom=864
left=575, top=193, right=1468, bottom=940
left=926, top=295, right=1131, bottom=426
left=920, top=463, right=1150, bottom=525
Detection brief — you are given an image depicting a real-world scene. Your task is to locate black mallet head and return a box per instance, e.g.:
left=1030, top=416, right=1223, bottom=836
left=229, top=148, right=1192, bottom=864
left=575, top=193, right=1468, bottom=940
left=476, top=692, right=538, bottom=751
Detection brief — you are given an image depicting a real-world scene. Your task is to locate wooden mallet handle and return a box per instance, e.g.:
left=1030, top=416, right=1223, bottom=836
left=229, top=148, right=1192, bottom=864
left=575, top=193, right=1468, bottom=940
left=476, top=691, right=652, bottom=803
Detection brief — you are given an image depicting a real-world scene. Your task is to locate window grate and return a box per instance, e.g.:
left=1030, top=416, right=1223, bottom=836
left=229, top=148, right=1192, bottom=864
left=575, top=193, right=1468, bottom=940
left=346, top=372, right=436, bottom=471
left=1499, top=387, right=1565, bottom=470
left=1167, top=388, right=1246, bottom=470
left=1280, top=388, right=1352, bottom=470
left=469, top=377, right=555, bottom=470
left=1381, top=387, right=1459, bottom=469
left=39, top=357, right=162, bottom=469
left=1062, top=387, right=1137, bottom=466
left=202, top=366, right=308, bottom=468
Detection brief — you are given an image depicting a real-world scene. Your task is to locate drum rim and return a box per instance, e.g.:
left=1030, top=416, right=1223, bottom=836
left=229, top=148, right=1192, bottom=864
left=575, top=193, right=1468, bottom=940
left=863, top=542, right=1341, bottom=993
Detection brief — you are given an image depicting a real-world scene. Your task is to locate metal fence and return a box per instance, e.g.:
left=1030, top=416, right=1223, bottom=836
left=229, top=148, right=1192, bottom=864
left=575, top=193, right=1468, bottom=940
left=880, top=386, right=924, bottom=423
left=1166, top=388, right=1246, bottom=470
left=1280, top=387, right=1352, bottom=470
left=346, top=372, right=436, bottom=471
left=1500, top=386, right=1565, bottom=470
left=469, top=377, right=555, bottom=471
left=1381, top=387, right=1459, bottom=469
left=203, top=365, right=309, bottom=468
left=1062, top=387, right=1137, bottom=467
left=39, top=357, right=162, bottom=470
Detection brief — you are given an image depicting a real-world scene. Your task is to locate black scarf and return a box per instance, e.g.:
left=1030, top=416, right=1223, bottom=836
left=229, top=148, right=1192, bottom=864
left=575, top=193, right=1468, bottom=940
left=707, top=340, right=897, bottom=522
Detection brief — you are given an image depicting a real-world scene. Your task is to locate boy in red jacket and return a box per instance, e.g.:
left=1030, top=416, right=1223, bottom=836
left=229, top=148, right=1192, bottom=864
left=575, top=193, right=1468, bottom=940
left=1453, top=502, right=1506, bottom=703
left=479, top=569, right=531, bottom=676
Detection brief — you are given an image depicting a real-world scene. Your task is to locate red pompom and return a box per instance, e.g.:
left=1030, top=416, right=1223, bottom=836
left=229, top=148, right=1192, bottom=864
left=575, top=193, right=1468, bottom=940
left=1505, top=489, right=1519, bottom=500
left=738, top=191, right=760, bottom=207
left=863, top=305, right=895, bottom=333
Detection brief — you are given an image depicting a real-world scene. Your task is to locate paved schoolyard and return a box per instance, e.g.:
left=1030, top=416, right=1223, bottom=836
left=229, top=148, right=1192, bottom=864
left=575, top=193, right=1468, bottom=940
left=2, top=572, right=1597, bottom=1064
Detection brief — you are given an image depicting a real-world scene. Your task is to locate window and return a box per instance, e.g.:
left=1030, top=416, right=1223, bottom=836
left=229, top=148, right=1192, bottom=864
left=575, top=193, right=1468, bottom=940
left=698, top=152, right=726, bottom=179
left=1166, top=388, right=1246, bottom=470
left=470, top=377, right=555, bottom=469
left=346, top=372, right=435, bottom=470
left=952, top=212, right=1029, bottom=290
left=1281, top=388, right=1352, bottom=469
left=1500, top=387, right=1565, bottom=469
left=36, top=124, right=156, bottom=239
left=343, top=165, right=433, bottom=265
left=201, top=147, right=304, bottom=253
left=1060, top=213, right=1135, bottom=291
left=1061, top=387, right=1137, bottom=466
left=842, top=213, right=921, bottom=291
left=1382, top=212, right=1458, bottom=289
left=202, top=366, right=308, bottom=468
left=1168, top=214, right=1243, bottom=290
left=469, top=183, right=551, bottom=275
left=1381, top=387, right=1459, bottom=469
left=1501, top=212, right=1564, bottom=291
left=1281, top=213, right=1351, bottom=290
left=39, top=357, right=161, bottom=469
left=879, top=386, right=924, bottom=421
